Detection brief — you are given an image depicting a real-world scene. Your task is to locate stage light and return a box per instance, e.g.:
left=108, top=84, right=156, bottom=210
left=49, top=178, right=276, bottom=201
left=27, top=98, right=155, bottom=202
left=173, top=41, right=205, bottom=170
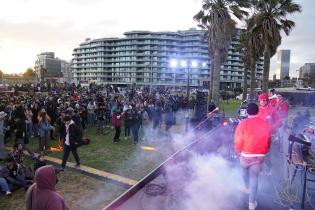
left=180, top=60, right=187, bottom=68
left=191, top=60, right=198, bottom=68
left=141, top=146, right=157, bottom=151
left=170, top=59, right=178, bottom=68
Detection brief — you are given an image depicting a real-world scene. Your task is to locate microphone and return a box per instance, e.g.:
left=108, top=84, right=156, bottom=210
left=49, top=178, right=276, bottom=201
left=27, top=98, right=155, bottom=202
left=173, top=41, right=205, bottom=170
left=208, top=107, right=219, bottom=116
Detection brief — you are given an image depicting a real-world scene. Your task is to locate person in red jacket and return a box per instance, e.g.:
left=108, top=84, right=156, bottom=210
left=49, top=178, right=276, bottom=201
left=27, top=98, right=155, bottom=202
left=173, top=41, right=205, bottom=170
left=277, top=95, right=289, bottom=121
left=112, top=109, right=124, bottom=143
left=257, top=93, right=282, bottom=134
left=234, top=103, right=271, bottom=210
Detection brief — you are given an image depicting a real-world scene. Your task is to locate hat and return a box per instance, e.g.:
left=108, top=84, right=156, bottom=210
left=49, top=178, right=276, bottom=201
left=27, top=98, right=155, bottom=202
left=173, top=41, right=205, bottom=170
left=258, top=93, right=269, bottom=102
left=246, top=103, right=259, bottom=115
left=0, top=111, right=7, bottom=119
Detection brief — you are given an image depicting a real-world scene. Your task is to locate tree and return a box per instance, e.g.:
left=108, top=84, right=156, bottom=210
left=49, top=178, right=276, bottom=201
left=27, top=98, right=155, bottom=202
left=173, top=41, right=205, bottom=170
left=23, top=67, right=36, bottom=77
left=283, top=75, right=290, bottom=80
left=239, top=18, right=264, bottom=102
left=0, top=70, right=3, bottom=79
left=194, top=0, right=250, bottom=105
left=249, top=0, right=301, bottom=91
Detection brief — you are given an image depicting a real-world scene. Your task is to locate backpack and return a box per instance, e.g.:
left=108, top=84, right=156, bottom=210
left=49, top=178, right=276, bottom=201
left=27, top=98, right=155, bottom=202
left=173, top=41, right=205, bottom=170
left=78, top=138, right=90, bottom=146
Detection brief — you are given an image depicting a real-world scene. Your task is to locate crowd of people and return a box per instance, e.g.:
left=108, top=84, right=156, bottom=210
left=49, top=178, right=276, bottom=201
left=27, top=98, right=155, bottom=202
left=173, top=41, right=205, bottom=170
left=0, top=82, right=195, bottom=197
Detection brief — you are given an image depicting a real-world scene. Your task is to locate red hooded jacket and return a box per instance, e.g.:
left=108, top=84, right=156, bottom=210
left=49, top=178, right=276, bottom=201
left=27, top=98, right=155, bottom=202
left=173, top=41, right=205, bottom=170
left=112, top=112, right=123, bottom=127
left=257, top=105, right=282, bottom=133
left=234, top=115, right=271, bottom=155
left=25, top=165, right=68, bottom=210
left=278, top=100, right=289, bottom=120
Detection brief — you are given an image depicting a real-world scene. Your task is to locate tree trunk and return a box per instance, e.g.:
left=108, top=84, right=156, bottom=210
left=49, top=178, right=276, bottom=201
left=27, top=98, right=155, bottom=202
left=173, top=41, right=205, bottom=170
left=249, top=56, right=256, bottom=103
left=211, top=50, right=221, bottom=106
left=242, top=66, right=248, bottom=101
left=262, top=45, right=271, bottom=91
left=207, top=62, right=214, bottom=106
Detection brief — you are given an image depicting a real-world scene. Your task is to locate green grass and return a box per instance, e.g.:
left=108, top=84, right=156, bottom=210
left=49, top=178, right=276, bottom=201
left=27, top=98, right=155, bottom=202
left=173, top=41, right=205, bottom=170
left=219, top=99, right=242, bottom=118
left=7, top=125, right=176, bottom=181
left=0, top=168, right=126, bottom=210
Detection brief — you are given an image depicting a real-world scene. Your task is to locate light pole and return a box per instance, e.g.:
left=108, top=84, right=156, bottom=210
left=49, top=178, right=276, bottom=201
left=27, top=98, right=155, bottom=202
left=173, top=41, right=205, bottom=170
left=170, top=59, right=199, bottom=101
left=170, top=59, right=200, bottom=132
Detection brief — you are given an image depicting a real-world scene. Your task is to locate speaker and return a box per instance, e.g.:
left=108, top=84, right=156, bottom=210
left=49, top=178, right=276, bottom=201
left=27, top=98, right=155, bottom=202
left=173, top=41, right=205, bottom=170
left=195, top=91, right=207, bottom=120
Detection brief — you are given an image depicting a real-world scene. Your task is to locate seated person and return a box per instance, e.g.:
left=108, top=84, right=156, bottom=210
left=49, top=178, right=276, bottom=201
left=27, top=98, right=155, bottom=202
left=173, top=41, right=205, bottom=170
left=34, top=154, right=47, bottom=172
left=1, top=157, right=28, bottom=191
left=11, top=143, right=24, bottom=165
left=10, top=143, right=34, bottom=181
left=0, top=165, right=11, bottom=195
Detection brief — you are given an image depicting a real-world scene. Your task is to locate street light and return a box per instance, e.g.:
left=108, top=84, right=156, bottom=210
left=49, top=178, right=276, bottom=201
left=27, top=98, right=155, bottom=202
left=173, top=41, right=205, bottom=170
left=169, top=59, right=199, bottom=102
left=170, top=59, right=199, bottom=132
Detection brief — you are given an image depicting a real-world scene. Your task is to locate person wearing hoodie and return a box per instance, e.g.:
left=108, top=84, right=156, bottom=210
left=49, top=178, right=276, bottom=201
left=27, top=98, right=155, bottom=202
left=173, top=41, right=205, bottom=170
left=25, top=165, right=68, bottom=210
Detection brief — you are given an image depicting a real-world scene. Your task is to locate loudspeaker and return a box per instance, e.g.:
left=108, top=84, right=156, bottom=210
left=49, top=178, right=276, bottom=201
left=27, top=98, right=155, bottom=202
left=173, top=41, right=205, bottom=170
left=195, top=91, right=207, bottom=120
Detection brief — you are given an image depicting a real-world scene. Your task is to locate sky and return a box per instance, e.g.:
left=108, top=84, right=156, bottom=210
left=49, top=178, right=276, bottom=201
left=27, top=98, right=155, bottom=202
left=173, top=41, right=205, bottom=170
left=0, top=0, right=314, bottom=77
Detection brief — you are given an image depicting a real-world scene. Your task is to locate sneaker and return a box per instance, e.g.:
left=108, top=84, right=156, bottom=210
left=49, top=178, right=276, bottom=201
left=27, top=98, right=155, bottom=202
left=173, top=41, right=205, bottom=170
left=6, top=191, right=12, bottom=196
left=74, top=163, right=80, bottom=168
left=249, top=201, right=257, bottom=210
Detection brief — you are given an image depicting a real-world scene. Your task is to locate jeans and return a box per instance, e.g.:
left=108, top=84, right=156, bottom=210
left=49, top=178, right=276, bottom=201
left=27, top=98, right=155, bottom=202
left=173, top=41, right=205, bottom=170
left=61, top=144, right=80, bottom=169
left=26, top=123, right=32, bottom=137
left=124, top=123, right=130, bottom=137
left=96, top=120, right=105, bottom=134
left=131, top=126, right=140, bottom=144
left=13, top=176, right=28, bottom=189
left=240, top=156, right=264, bottom=203
left=0, top=177, right=10, bottom=192
left=33, top=123, right=39, bottom=136
left=0, top=135, right=5, bottom=159
left=38, top=133, right=50, bottom=152
left=88, top=113, right=96, bottom=125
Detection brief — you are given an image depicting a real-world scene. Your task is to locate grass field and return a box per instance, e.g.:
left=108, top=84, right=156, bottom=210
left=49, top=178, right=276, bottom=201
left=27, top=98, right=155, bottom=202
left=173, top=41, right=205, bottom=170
left=0, top=167, right=127, bottom=210
left=219, top=99, right=242, bottom=118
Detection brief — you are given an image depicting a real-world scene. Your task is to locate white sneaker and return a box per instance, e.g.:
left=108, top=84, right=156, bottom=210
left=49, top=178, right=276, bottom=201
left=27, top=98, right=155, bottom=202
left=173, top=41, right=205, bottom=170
left=6, top=191, right=12, bottom=195
left=249, top=201, right=257, bottom=210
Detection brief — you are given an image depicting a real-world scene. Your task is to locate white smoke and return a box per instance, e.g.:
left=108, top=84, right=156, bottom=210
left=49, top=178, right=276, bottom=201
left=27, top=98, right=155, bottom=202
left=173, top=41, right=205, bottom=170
left=165, top=154, right=244, bottom=210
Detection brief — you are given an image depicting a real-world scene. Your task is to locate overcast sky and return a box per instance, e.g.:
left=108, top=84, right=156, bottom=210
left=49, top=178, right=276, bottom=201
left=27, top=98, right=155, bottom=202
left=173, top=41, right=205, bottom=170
left=0, top=0, right=314, bottom=77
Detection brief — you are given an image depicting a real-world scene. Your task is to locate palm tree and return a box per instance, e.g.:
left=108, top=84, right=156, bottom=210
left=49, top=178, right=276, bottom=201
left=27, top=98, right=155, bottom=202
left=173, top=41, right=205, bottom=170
left=249, top=0, right=301, bottom=91
left=194, top=0, right=250, bottom=106
left=240, top=18, right=264, bottom=102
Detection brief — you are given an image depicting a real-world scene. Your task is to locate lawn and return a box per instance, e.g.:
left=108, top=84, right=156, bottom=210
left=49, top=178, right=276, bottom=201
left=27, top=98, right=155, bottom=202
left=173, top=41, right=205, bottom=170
left=219, top=99, right=242, bottom=118
left=0, top=167, right=127, bottom=210
left=6, top=124, right=178, bottom=181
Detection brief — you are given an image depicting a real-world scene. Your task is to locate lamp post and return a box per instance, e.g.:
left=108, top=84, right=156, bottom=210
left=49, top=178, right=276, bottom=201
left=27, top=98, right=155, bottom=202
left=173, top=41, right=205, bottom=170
left=170, top=59, right=200, bottom=132
left=170, top=59, right=198, bottom=101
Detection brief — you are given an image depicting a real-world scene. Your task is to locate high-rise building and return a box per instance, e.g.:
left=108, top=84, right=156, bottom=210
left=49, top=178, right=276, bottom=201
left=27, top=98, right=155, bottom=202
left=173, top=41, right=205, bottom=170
left=299, top=63, right=315, bottom=79
left=72, top=29, right=263, bottom=89
left=60, top=60, right=73, bottom=83
left=34, top=52, right=62, bottom=81
left=275, top=50, right=291, bottom=80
